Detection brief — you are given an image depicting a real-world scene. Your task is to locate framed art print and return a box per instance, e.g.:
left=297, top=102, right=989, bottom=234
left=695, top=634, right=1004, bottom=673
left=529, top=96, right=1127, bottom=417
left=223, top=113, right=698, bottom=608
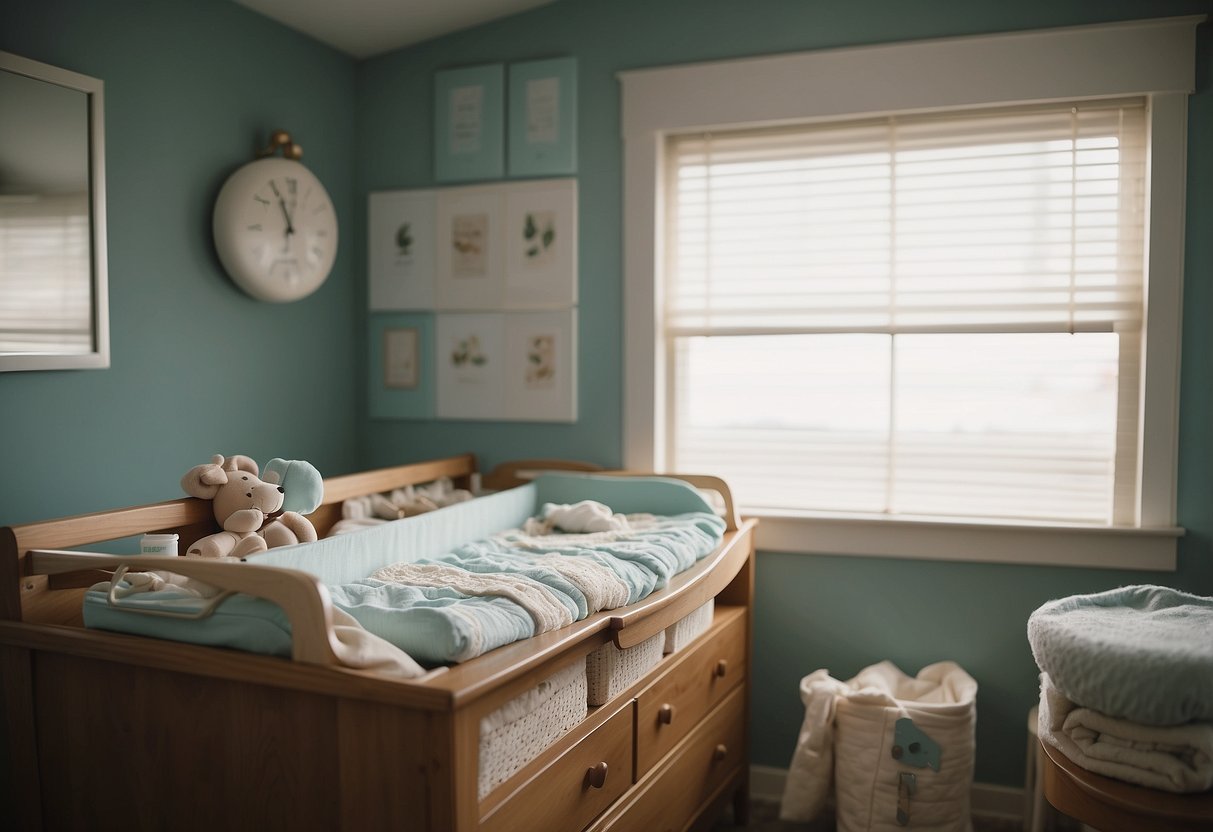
left=508, top=57, right=577, bottom=176
left=504, top=178, right=577, bottom=308
left=383, top=328, right=419, bottom=389
left=435, top=63, right=505, bottom=182
left=368, top=189, right=436, bottom=310
left=368, top=313, right=435, bottom=420
left=503, top=309, right=577, bottom=421
left=435, top=187, right=504, bottom=310
left=435, top=312, right=506, bottom=419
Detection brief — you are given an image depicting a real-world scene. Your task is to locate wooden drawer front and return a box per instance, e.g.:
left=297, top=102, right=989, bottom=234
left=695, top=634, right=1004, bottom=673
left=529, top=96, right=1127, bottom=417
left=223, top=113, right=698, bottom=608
left=480, top=702, right=634, bottom=832
left=607, top=685, right=746, bottom=832
left=635, top=610, right=746, bottom=776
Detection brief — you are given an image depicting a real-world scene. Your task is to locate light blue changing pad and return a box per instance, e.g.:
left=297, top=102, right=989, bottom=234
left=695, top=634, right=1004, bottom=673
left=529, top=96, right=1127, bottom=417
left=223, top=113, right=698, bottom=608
left=1028, top=585, right=1213, bottom=726
left=83, top=473, right=723, bottom=667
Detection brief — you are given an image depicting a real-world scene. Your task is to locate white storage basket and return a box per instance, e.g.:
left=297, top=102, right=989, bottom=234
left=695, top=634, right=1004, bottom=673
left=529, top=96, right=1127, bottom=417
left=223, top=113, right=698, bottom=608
left=781, top=660, right=977, bottom=832
left=478, top=661, right=588, bottom=799
left=664, top=599, right=714, bottom=654
left=585, top=632, right=665, bottom=706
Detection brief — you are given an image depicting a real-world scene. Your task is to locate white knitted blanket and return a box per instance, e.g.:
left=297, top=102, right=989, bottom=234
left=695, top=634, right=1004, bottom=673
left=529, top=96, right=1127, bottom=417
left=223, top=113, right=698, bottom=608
left=372, top=561, right=574, bottom=633
left=1039, top=673, right=1213, bottom=793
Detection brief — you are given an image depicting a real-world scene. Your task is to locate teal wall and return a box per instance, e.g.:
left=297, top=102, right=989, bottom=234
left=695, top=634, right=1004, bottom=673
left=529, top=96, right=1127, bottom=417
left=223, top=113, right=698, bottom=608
left=0, top=0, right=1209, bottom=794
left=356, top=0, right=1213, bottom=787
left=0, top=0, right=359, bottom=525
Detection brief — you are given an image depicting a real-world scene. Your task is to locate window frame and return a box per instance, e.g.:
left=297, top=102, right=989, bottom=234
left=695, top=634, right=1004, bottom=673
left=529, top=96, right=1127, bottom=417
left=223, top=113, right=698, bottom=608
left=619, top=16, right=1200, bottom=569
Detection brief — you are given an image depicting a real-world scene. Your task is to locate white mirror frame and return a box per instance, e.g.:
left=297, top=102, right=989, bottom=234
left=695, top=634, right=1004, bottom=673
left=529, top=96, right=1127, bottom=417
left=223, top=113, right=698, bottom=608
left=0, top=50, right=108, bottom=371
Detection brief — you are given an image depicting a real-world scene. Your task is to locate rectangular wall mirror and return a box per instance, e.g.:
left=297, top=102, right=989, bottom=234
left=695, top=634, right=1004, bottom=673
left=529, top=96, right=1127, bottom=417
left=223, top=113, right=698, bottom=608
left=0, top=50, right=108, bottom=371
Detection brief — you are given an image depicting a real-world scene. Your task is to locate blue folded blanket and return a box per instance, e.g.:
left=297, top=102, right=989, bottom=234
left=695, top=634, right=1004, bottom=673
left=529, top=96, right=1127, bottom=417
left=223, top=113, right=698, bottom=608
left=1028, top=585, right=1213, bottom=726
left=332, top=511, right=726, bottom=665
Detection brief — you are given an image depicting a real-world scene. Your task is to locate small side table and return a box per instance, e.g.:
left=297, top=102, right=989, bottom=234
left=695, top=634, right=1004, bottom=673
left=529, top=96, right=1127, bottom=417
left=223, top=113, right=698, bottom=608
left=1039, top=736, right=1213, bottom=832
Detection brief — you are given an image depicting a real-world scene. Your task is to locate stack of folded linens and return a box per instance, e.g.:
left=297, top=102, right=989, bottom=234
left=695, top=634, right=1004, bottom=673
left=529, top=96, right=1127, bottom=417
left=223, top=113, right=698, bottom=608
left=1028, top=585, right=1213, bottom=793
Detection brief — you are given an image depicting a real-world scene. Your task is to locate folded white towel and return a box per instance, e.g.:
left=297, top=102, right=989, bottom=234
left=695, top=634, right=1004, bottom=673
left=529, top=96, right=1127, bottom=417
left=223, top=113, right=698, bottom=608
left=1039, top=673, right=1213, bottom=793
left=372, top=561, right=574, bottom=633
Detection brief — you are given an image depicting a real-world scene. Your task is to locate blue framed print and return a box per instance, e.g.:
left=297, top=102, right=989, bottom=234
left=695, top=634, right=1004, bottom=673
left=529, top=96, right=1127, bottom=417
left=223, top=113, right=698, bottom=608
left=434, top=63, right=505, bottom=182
left=369, top=312, right=435, bottom=420
left=508, top=57, right=577, bottom=177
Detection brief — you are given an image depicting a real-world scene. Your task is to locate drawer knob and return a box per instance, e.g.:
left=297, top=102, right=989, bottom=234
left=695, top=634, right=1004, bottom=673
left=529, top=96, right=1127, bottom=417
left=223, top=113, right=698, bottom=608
left=714, top=659, right=729, bottom=678
left=586, top=761, right=609, bottom=789
left=658, top=703, right=676, bottom=725
left=714, top=744, right=728, bottom=761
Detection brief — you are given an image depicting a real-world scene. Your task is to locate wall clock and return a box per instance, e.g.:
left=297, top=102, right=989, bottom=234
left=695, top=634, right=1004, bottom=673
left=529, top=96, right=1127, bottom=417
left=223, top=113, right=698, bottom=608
left=212, top=131, right=338, bottom=302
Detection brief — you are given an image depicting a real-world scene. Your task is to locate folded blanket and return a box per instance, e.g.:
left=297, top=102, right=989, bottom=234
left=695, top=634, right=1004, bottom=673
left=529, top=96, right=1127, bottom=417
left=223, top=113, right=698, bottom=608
left=89, top=570, right=426, bottom=679
left=371, top=561, right=575, bottom=633
left=1039, top=673, right=1213, bottom=793
left=1028, top=585, right=1213, bottom=726
left=491, top=511, right=727, bottom=597
left=330, top=580, right=535, bottom=663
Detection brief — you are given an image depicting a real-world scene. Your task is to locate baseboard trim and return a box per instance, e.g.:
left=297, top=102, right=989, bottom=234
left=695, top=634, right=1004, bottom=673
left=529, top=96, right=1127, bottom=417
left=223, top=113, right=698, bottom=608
left=748, top=765, right=1024, bottom=820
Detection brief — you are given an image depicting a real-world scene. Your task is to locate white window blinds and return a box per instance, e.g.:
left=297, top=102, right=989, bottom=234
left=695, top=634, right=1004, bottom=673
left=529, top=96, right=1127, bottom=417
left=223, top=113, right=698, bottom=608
left=0, top=194, right=92, bottom=353
left=665, top=99, right=1147, bottom=524
left=667, top=100, right=1146, bottom=335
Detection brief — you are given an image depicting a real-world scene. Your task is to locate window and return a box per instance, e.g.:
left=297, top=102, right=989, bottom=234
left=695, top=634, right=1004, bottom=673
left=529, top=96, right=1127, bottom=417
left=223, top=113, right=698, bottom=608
left=665, top=101, right=1145, bottom=525
left=621, top=17, right=1198, bottom=567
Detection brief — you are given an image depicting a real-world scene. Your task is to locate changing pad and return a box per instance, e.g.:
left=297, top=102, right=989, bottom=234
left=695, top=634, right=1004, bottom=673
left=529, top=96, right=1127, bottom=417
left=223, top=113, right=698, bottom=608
left=82, top=473, right=726, bottom=669
left=1028, top=585, right=1213, bottom=726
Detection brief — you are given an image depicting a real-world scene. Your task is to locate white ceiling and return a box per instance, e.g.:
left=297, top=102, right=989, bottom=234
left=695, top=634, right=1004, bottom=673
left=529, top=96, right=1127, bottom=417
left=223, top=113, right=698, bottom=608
left=234, top=0, right=557, bottom=59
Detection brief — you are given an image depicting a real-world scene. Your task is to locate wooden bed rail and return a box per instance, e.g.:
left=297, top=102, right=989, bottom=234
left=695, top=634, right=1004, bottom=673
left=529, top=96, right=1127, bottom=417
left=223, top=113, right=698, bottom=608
left=25, top=550, right=343, bottom=667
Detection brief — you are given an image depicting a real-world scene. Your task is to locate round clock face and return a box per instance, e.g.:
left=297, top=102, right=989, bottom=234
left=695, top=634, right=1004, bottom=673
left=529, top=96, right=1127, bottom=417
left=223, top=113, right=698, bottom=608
left=212, top=157, right=338, bottom=302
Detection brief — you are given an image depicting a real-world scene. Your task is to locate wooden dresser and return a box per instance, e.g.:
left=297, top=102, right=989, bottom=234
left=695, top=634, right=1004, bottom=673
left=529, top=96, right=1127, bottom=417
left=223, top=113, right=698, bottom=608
left=0, top=457, right=755, bottom=831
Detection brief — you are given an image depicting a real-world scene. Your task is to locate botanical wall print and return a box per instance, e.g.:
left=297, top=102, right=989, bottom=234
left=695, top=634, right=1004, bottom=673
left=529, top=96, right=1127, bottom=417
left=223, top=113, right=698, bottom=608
left=451, top=212, right=489, bottom=278
left=368, top=190, right=436, bottom=310
left=503, top=309, right=577, bottom=422
left=508, top=58, right=577, bottom=177
left=434, top=64, right=505, bottom=182
left=435, top=312, right=505, bottom=419
left=504, top=179, right=577, bottom=309
left=525, top=334, right=555, bottom=388
left=435, top=188, right=503, bottom=309
left=383, top=327, right=419, bottom=389
left=368, top=313, right=434, bottom=420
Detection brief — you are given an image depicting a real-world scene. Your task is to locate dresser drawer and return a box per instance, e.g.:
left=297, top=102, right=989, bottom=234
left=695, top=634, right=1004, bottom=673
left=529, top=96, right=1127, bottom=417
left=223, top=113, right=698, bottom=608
left=604, top=685, right=746, bottom=832
left=480, top=701, right=634, bottom=832
left=635, top=607, right=746, bottom=776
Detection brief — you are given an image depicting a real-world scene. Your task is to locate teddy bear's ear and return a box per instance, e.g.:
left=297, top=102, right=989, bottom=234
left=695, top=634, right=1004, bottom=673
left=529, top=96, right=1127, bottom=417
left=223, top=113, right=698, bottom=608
left=221, top=454, right=259, bottom=476
left=182, top=458, right=227, bottom=499
left=264, top=458, right=324, bottom=514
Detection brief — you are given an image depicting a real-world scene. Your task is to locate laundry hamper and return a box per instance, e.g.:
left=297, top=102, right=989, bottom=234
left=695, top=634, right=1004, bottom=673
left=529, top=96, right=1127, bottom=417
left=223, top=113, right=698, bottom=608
left=781, top=660, right=978, bottom=832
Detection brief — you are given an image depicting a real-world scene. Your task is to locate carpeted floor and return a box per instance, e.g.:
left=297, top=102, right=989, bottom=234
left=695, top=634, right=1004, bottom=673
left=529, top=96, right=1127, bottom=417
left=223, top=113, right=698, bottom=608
left=711, top=799, right=1024, bottom=831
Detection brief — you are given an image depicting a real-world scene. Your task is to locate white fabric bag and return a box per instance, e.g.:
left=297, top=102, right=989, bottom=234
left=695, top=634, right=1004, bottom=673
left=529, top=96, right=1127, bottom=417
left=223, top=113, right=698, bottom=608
left=781, top=660, right=978, bottom=832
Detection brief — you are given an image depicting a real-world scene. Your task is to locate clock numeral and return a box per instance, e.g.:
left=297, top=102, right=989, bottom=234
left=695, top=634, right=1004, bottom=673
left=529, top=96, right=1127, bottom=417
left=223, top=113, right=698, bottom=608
left=253, top=195, right=270, bottom=206
left=286, top=177, right=297, bottom=195
left=316, top=229, right=327, bottom=237
left=313, top=204, right=328, bottom=215
left=247, top=223, right=262, bottom=231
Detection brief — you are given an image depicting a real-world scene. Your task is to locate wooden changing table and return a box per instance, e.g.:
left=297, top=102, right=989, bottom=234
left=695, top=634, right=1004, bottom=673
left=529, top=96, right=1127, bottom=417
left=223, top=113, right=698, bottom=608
left=0, top=455, right=755, bottom=831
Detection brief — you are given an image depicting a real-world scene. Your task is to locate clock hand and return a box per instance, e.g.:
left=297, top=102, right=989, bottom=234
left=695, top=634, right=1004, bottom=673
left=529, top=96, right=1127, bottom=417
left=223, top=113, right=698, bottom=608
left=277, top=197, right=295, bottom=236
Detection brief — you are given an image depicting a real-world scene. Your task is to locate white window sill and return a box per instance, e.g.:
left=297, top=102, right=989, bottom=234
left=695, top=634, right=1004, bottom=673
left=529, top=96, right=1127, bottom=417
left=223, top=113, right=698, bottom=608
left=745, top=509, right=1183, bottom=571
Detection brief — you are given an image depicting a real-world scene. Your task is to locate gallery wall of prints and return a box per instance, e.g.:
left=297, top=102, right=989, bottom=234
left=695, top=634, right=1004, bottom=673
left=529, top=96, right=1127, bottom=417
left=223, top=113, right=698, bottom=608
left=368, top=179, right=578, bottom=422
left=368, top=57, right=578, bottom=423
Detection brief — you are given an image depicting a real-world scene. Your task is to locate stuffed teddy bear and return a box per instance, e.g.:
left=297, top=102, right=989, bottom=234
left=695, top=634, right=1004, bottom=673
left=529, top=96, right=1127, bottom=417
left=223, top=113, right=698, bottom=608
left=180, top=454, right=323, bottom=558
